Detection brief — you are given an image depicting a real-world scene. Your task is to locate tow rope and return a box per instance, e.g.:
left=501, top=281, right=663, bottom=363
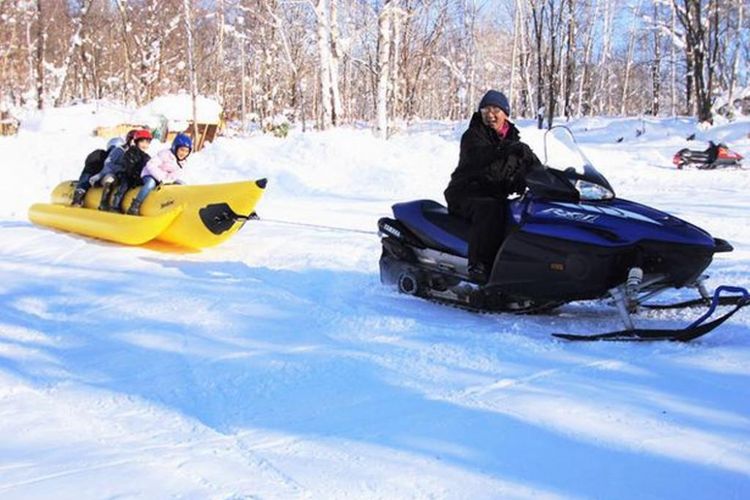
left=250, top=216, right=379, bottom=236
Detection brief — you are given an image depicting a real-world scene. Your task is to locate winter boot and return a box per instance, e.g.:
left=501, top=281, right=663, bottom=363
left=126, top=199, right=142, bottom=216
left=468, top=262, right=489, bottom=285
left=98, top=184, right=113, bottom=211
left=71, top=188, right=86, bottom=207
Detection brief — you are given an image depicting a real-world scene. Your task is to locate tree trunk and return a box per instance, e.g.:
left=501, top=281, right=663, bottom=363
left=463, top=0, right=477, bottom=117
left=376, top=1, right=393, bottom=138
left=329, top=0, right=343, bottom=125
left=115, top=0, right=136, bottom=105
left=183, top=0, right=199, bottom=140
left=546, top=3, right=557, bottom=130
left=35, top=0, right=44, bottom=109
left=55, top=0, right=94, bottom=107
left=390, top=7, right=402, bottom=122
left=576, top=0, right=597, bottom=116
left=531, top=2, right=545, bottom=129
left=563, top=0, right=575, bottom=120
left=620, top=0, right=641, bottom=116
left=240, top=36, right=247, bottom=132
left=510, top=0, right=521, bottom=108
left=316, top=0, right=333, bottom=129
left=651, top=4, right=661, bottom=116
left=727, top=0, right=744, bottom=109
left=216, top=0, right=225, bottom=99
left=674, top=0, right=713, bottom=121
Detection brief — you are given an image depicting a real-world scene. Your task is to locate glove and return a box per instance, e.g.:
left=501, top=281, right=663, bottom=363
left=502, top=156, right=526, bottom=195
left=509, top=171, right=527, bottom=195
left=89, top=173, right=101, bottom=186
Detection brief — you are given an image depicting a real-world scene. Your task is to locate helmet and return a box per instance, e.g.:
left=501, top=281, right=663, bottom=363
left=125, top=129, right=139, bottom=145
left=106, top=137, right=125, bottom=151
left=132, top=129, right=153, bottom=142
left=171, top=133, right=193, bottom=156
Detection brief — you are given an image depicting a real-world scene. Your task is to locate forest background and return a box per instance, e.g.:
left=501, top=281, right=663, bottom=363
left=1, top=0, right=748, bottom=136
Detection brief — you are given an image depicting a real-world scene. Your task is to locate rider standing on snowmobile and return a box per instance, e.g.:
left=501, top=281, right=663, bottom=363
left=444, top=90, right=540, bottom=283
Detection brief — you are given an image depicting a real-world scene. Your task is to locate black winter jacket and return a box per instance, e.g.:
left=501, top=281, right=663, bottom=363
left=444, top=112, right=539, bottom=206
left=117, top=147, right=151, bottom=186
left=81, top=149, right=108, bottom=176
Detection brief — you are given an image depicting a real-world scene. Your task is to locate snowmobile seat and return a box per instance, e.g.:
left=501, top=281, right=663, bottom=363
left=392, top=200, right=469, bottom=257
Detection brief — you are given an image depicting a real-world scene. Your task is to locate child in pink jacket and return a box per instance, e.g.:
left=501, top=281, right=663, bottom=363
left=126, top=133, right=192, bottom=215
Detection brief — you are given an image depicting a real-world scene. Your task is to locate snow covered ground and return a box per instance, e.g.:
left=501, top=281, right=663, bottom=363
left=0, top=104, right=749, bottom=499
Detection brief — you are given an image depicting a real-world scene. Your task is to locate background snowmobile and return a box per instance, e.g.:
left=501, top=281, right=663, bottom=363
left=378, top=127, right=748, bottom=341
left=672, top=141, right=743, bottom=169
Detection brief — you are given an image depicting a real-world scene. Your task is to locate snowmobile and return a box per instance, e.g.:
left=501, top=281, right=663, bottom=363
left=672, top=141, right=743, bottom=169
left=378, top=127, right=749, bottom=341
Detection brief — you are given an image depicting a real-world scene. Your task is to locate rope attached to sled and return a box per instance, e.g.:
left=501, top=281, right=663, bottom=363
left=200, top=203, right=377, bottom=236
left=249, top=215, right=379, bottom=236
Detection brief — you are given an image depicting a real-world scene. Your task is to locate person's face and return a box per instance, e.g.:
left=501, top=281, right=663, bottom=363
left=136, top=138, right=151, bottom=151
left=175, top=146, right=190, bottom=160
left=481, top=106, right=507, bottom=133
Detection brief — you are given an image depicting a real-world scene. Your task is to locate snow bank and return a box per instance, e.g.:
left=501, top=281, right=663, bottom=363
left=136, top=93, right=222, bottom=125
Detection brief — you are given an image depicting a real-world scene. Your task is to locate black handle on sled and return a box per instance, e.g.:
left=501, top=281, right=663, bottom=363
left=199, top=203, right=257, bottom=235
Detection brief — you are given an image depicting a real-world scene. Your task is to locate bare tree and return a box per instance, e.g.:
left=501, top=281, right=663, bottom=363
left=0, top=0, right=745, bottom=127
left=376, top=0, right=394, bottom=137
left=183, top=0, right=199, bottom=139
left=673, top=0, right=719, bottom=122
left=54, top=0, right=94, bottom=106
left=651, top=3, right=662, bottom=115
left=620, top=0, right=643, bottom=116
left=35, top=0, right=45, bottom=109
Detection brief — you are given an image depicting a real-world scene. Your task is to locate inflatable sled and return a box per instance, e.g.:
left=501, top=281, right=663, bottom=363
left=28, top=179, right=267, bottom=249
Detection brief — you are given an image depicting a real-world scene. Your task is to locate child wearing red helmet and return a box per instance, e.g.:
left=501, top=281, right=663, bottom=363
left=108, top=129, right=153, bottom=212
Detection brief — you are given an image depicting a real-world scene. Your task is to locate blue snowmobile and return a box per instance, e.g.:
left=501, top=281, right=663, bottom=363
left=378, top=127, right=748, bottom=341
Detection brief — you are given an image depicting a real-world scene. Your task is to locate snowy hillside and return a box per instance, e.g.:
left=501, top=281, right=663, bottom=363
left=1, top=104, right=749, bottom=499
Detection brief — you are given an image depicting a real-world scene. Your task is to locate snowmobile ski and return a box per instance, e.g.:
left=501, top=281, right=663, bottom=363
left=553, top=286, right=749, bottom=342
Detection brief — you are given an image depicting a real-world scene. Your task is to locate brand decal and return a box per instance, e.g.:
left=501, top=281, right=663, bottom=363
left=382, top=223, right=402, bottom=238
left=540, top=208, right=600, bottom=224
left=160, top=199, right=175, bottom=209
left=549, top=202, right=661, bottom=225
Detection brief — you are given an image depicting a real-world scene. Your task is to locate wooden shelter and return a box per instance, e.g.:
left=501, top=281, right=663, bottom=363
left=93, top=95, right=223, bottom=151
left=0, top=111, right=19, bottom=136
left=165, top=121, right=221, bottom=152
left=94, top=123, right=145, bottom=140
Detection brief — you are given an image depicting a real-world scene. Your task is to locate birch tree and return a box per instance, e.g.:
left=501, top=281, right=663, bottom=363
left=376, top=0, right=394, bottom=137
left=54, top=0, right=94, bottom=106
left=183, top=0, right=199, bottom=139
left=35, top=0, right=45, bottom=109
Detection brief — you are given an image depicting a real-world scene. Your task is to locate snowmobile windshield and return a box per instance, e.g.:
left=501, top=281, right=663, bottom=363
left=540, top=126, right=615, bottom=201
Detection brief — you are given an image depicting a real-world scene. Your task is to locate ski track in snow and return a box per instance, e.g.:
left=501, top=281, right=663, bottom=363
left=0, top=107, right=749, bottom=499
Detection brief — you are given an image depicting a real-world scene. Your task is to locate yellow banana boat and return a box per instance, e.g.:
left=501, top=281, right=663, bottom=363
left=33, top=178, right=267, bottom=249
left=28, top=203, right=183, bottom=246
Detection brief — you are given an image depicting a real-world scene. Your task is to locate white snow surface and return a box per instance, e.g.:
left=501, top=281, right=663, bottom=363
left=1, top=103, right=750, bottom=499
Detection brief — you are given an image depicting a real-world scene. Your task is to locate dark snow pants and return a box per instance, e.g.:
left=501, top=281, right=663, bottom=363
left=448, top=196, right=507, bottom=269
